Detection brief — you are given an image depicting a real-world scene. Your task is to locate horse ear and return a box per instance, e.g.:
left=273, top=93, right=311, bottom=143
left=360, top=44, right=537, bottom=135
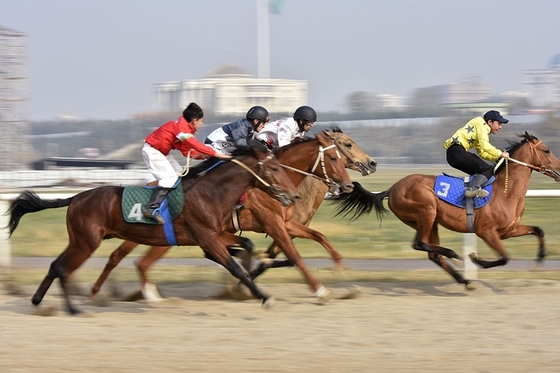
left=317, top=130, right=334, bottom=147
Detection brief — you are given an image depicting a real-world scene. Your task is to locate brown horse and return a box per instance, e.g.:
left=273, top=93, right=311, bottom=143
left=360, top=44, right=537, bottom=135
left=90, top=130, right=358, bottom=302
left=241, top=129, right=377, bottom=279
left=7, top=145, right=300, bottom=314
left=334, top=132, right=560, bottom=288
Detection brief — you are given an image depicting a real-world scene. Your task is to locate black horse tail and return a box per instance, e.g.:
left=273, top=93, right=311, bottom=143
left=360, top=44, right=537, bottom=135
left=333, top=181, right=389, bottom=222
left=7, top=190, right=73, bottom=237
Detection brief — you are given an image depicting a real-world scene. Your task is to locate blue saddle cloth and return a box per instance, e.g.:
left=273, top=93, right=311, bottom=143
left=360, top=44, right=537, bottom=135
left=434, top=174, right=495, bottom=209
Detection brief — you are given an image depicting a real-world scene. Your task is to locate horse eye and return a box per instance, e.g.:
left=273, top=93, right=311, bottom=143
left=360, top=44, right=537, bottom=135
left=345, top=143, right=352, bottom=149
left=544, top=149, right=550, bottom=154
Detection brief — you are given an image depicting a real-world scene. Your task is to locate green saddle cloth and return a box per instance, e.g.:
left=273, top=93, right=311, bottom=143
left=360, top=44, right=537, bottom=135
left=122, top=185, right=184, bottom=224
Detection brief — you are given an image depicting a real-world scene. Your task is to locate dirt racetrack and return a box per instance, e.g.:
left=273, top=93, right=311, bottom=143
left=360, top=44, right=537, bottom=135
left=1, top=279, right=560, bottom=373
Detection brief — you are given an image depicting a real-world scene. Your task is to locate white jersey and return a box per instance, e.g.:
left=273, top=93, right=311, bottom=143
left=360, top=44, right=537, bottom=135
left=254, top=117, right=305, bottom=150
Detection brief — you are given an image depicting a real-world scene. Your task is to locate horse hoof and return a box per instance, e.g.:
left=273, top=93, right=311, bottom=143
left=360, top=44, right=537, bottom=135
left=142, top=283, right=165, bottom=302
left=468, top=252, right=478, bottom=261
left=465, top=282, right=477, bottom=291
left=262, top=296, right=277, bottom=310
left=33, top=304, right=58, bottom=317
left=316, top=285, right=331, bottom=304
left=530, top=262, right=543, bottom=271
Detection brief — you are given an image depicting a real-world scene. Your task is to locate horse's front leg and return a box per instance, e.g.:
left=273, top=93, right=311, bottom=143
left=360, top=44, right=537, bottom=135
left=257, top=219, right=331, bottom=303
left=284, top=219, right=345, bottom=268
left=91, top=240, right=140, bottom=296
left=501, top=224, right=546, bottom=265
left=203, top=234, right=275, bottom=309
left=469, top=232, right=510, bottom=269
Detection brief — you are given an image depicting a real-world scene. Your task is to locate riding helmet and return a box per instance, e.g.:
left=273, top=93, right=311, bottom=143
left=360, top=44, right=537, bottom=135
left=293, top=106, right=317, bottom=123
left=246, top=106, right=270, bottom=123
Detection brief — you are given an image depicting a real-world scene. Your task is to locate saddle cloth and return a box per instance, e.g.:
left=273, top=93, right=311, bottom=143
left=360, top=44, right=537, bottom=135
left=122, top=184, right=184, bottom=224
left=434, top=174, right=495, bottom=209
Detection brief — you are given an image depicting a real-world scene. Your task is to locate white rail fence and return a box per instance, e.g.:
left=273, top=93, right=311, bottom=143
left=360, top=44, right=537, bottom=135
left=1, top=190, right=560, bottom=276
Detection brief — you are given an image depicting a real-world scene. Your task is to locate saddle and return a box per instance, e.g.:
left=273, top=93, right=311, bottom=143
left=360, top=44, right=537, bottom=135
left=434, top=173, right=496, bottom=233
left=121, top=182, right=184, bottom=225
left=434, top=173, right=495, bottom=209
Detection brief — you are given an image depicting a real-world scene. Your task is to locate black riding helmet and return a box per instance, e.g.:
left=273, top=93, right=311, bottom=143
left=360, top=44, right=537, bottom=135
left=293, top=106, right=317, bottom=130
left=246, top=106, right=270, bottom=128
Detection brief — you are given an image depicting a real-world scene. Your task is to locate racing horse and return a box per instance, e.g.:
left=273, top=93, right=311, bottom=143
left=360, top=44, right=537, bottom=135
left=333, top=132, right=560, bottom=288
left=90, top=130, right=358, bottom=302
left=7, top=144, right=300, bottom=314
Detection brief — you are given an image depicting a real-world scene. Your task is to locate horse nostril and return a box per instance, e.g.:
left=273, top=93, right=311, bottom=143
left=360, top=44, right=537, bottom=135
left=369, top=160, right=377, bottom=168
left=293, top=194, right=301, bottom=200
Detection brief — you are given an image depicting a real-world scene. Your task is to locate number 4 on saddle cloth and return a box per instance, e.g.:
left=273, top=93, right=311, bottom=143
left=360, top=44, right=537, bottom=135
left=434, top=173, right=495, bottom=209
left=121, top=181, right=184, bottom=245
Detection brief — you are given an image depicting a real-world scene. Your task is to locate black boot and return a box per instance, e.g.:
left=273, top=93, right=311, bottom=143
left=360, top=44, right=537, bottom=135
left=465, top=174, right=489, bottom=198
left=142, top=187, right=171, bottom=224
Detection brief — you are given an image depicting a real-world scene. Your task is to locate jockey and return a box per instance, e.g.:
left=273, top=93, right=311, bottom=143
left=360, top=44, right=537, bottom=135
left=204, top=106, right=270, bottom=154
left=254, top=105, right=317, bottom=151
left=443, top=110, right=510, bottom=198
left=142, top=102, right=231, bottom=223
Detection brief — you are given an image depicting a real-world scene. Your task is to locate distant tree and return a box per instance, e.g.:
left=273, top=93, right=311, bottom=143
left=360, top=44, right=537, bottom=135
left=345, top=91, right=384, bottom=118
left=409, top=88, right=443, bottom=117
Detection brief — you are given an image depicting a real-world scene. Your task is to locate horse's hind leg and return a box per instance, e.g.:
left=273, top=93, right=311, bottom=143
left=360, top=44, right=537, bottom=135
left=428, top=252, right=472, bottom=288
left=33, top=247, right=93, bottom=315
left=32, top=260, right=60, bottom=306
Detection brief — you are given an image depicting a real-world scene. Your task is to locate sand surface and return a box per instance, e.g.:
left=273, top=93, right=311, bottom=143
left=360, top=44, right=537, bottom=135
left=1, top=279, right=560, bottom=373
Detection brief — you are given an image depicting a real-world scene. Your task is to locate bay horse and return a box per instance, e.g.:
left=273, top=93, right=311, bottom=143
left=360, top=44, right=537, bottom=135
left=7, top=145, right=300, bottom=314
left=90, top=130, right=358, bottom=302
left=333, top=132, right=560, bottom=288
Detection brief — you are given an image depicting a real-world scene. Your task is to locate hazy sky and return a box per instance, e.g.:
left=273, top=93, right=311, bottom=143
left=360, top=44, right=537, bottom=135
left=2, top=0, right=560, bottom=121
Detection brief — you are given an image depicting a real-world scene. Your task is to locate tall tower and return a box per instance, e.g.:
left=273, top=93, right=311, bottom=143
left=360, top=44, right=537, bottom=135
left=0, top=25, right=30, bottom=171
left=256, top=0, right=270, bottom=79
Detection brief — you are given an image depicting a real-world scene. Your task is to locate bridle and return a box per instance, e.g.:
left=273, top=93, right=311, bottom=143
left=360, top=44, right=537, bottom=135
left=494, top=140, right=560, bottom=192
left=279, top=141, right=341, bottom=186
left=325, top=131, right=373, bottom=175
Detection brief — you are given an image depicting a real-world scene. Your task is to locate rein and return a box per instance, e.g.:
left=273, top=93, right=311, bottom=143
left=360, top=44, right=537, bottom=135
left=279, top=143, right=340, bottom=185
left=178, top=151, right=275, bottom=188
left=230, top=157, right=273, bottom=188
left=494, top=140, right=554, bottom=193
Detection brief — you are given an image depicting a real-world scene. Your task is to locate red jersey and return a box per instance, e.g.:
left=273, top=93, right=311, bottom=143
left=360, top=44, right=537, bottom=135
left=145, top=116, right=218, bottom=158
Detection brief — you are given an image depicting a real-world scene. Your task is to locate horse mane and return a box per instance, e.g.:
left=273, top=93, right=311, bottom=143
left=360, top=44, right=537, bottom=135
left=494, top=133, right=539, bottom=173
left=274, top=136, right=316, bottom=157
left=327, top=126, right=343, bottom=133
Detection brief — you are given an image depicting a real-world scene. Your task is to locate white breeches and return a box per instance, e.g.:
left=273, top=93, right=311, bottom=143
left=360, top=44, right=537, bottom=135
left=142, top=143, right=182, bottom=188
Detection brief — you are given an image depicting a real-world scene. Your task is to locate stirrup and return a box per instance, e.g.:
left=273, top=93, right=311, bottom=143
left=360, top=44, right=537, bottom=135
left=465, top=188, right=488, bottom=198
left=143, top=208, right=164, bottom=224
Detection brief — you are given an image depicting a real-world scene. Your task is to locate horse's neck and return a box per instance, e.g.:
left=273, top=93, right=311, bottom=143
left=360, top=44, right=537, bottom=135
left=493, top=162, right=533, bottom=201
left=197, top=159, right=258, bottom=205
left=278, top=142, right=319, bottom=187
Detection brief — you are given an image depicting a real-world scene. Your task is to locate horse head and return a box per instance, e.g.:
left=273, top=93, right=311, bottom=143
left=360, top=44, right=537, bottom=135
left=250, top=144, right=301, bottom=206
left=316, top=131, right=354, bottom=194
left=324, top=127, right=377, bottom=176
left=510, top=132, right=560, bottom=181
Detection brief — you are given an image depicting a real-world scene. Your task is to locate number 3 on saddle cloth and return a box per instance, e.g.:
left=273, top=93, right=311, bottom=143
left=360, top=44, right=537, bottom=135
left=434, top=173, right=495, bottom=209
left=121, top=180, right=184, bottom=245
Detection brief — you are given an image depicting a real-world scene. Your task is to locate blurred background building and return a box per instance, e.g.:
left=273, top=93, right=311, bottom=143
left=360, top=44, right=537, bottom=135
left=523, top=53, right=560, bottom=110
left=0, top=25, right=30, bottom=171
left=152, top=64, right=307, bottom=117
